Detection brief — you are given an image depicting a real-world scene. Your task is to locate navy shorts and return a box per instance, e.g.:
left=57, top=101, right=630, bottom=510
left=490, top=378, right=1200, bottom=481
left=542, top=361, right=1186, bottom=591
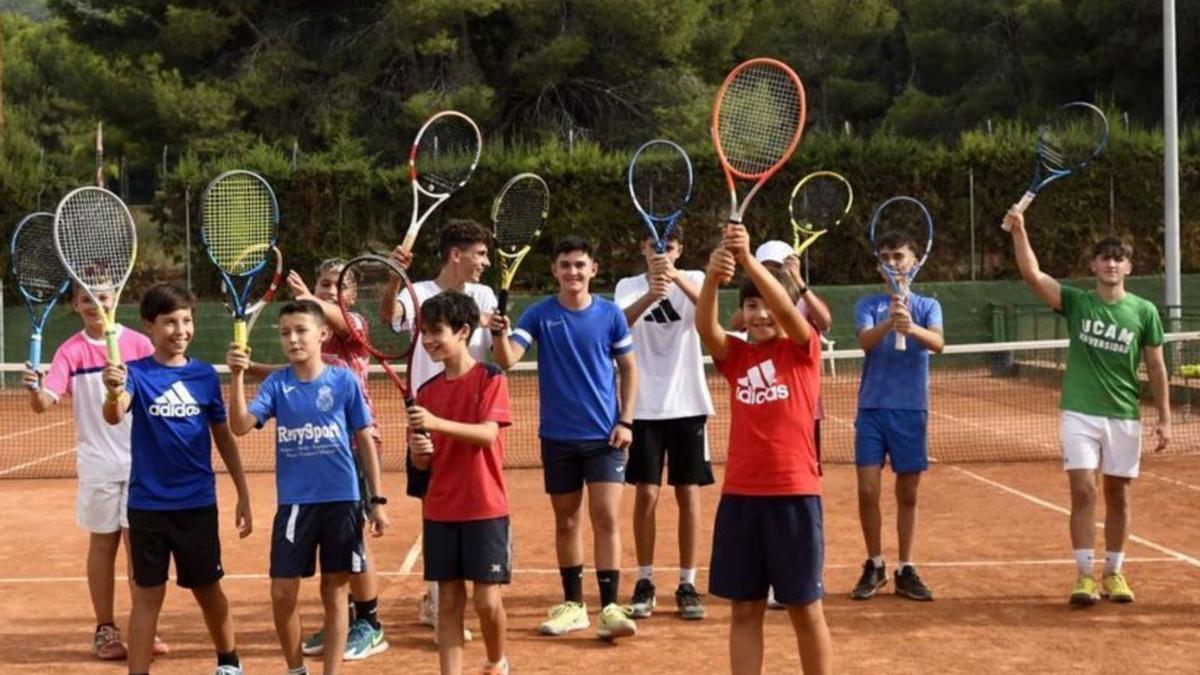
left=709, top=495, right=824, bottom=606
left=424, top=516, right=513, bottom=584
left=128, top=505, right=223, bottom=589
left=855, top=409, right=929, bottom=473
left=626, top=416, right=715, bottom=487
left=540, top=439, right=627, bottom=494
left=270, top=502, right=365, bottom=578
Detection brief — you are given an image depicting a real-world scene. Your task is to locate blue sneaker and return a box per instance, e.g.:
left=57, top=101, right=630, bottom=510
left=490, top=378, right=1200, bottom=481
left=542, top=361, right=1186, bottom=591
left=301, top=628, right=325, bottom=656
left=344, top=618, right=388, bottom=660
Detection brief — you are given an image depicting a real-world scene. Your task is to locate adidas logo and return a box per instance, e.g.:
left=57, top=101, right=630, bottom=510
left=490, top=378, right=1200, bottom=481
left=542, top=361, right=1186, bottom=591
left=734, top=359, right=790, bottom=405
left=148, top=381, right=202, bottom=417
left=644, top=299, right=682, bottom=324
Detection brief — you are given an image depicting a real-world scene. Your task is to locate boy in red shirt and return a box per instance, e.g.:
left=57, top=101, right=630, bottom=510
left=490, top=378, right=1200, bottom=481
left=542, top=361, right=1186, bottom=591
left=696, top=224, right=832, bottom=675
left=407, top=291, right=513, bottom=675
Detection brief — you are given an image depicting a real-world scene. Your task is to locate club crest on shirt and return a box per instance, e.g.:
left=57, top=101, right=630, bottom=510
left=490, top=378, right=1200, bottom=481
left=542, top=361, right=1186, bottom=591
left=317, top=385, right=334, bottom=412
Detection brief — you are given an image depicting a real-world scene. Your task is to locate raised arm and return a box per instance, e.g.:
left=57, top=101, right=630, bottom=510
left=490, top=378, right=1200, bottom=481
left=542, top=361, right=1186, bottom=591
left=1143, top=344, right=1171, bottom=452
left=487, top=314, right=529, bottom=369
left=729, top=225, right=811, bottom=346
left=287, top=271, right=350, bottom=337
left=1003, top=210, right=1062, bottom=311
left=697, top=247, right=734, bottom=361
left=211, top=421, right=253, bottom=538
left=379, top=245, right=413, bottom=328
left=225, top=347, right=260, bottom=436
left=101, top=363, right=130, bottom=425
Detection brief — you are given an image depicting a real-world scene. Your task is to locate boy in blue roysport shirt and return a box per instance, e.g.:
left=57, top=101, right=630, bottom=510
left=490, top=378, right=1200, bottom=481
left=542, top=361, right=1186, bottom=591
left=101, top=283, right=252, bottom=675
left=489, top=235, right=640, bottom=641
left=851, top=231, right=944, bottom=603
left=227, top=299, right=388, bottom=675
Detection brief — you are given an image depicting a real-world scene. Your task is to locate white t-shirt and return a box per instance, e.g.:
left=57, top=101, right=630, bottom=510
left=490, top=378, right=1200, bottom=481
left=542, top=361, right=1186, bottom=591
left=614, top=270, right=715, bottom=420
left=394, top=281, right=498, bottom=390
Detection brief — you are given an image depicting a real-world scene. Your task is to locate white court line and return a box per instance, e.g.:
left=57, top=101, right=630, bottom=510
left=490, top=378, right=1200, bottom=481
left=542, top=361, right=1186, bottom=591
left=949, top=465, right=1200, bottom=569
left=398, top=533, right=423, bottom=576
left=0, top=446, right=75, bottom=477
left=0, top=557, right=1186, bottom=585
left=1141, top=471, right=1200, bottom=493
left=0, top=419, right=71, bottom=443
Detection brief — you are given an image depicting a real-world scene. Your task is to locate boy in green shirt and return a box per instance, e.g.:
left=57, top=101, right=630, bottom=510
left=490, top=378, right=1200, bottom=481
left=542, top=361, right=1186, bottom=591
left=1005, top=210, right=1170, bottom=606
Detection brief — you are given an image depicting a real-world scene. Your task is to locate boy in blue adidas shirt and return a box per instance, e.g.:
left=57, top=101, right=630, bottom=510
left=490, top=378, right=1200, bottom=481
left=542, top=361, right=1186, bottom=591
left=226, top=299, right=387, bottom=675
left=489, top=235, right=640, bottom=641
left=101, top=283, right=252, bottom=675
left=851, top=231, right=944, bottom=603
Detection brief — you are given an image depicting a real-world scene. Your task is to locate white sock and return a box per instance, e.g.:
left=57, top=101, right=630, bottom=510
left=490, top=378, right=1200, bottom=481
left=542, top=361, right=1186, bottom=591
left=679, top=568, right=697, bottom=585
left=898, top=561, right=913, bottom=572
left=1073, top=549, right=1095, bottom=576
left=287, top=667, right=309, bottom=675
left=486, top=656, right=509, bottom=668
left=637, top=565, right=654, bottom=581
left=428, top=581, right=439, bottom=603
left=870, top=556, right=884, bottom=568
left=1104, top=551, right=1125, bottom=574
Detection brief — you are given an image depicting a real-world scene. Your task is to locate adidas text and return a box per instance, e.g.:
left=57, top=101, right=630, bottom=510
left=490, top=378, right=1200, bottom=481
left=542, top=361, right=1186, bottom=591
left=149, top=401, right=201, bottom=417
left=735, top=384, right=790, bottom=405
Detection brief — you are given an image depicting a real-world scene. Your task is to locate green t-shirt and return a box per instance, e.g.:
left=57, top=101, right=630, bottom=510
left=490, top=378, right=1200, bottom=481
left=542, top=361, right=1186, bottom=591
left=1059, top=286, right=1163, bottom=419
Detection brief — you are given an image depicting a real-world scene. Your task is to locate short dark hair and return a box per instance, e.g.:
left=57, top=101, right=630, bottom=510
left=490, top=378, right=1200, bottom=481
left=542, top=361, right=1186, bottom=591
left=439, top=219, right=491, bottom=262
left=1092, top=236, right=1133, bottom=260
left=739, top=267, right=801, bottom=307
left=421, top=291, right=480, bottom=334
left=874, top=231, right=918, bottom=255
left=140, top=283, right=195, bottom=322
left=278, top=299, right=325, bottom=323
left=553, top=235, right=593, bottom=259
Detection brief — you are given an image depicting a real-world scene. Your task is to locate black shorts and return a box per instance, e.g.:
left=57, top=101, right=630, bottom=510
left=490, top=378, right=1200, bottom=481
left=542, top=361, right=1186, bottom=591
left=709, top=494, right=825, bottom=606
left=424, top=516, right=512, bottom=584
left=626, top=416, right=714, bottom=487
left=270, top=502, right=365, bottom=579
left=127, top=505, right=223, bottom=589
left=541, top=439, right=627, bottom=494
left=406, top=445, right=431, bottom=499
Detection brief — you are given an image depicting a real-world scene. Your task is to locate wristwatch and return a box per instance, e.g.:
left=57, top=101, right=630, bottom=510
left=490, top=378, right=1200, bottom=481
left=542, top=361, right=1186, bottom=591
left=797, top=284, right=810, bottom=295
left=368, top=496, right=388, bottom=506
left=616, top=420, right=634, bottom=431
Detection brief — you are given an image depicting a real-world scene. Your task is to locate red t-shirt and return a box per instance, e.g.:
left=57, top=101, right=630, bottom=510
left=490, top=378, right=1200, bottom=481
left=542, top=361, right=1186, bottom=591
left=417, top=363, right=513, bottom=521
left=323, top=312, right=379, bottom=441
left=715, top=335, right=821, bottom=496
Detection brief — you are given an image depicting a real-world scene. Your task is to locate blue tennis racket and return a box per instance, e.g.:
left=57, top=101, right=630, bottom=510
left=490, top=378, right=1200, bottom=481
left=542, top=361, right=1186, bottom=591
left=869, top=196, right=934, bottom=352
left=200, top=170, right=280, bottom=351
left=628, top=139, right=693, bottom=253
left=11, top=212, right=72, bottom=389
left=1002, top=101, right=1109, bottom=230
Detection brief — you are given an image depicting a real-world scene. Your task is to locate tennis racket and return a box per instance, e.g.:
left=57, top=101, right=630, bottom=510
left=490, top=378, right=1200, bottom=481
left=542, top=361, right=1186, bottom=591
left=399, top=111, right=482, bottom=254
left=712, top=58, right=806, bottom=224
left=492, top=173, right=549, bottom=317
left=11, top=212, right=71, bottom=389
left=53, top=187, right=137, bottom=364
left=869, top=196, right=934, bottom=351
left=220, top=244, right=284, bottom=340
left=199, top=170, right=280, bottom=351
left=789, top=171, right=853, bottom=256
left=628, top=139, right=693, bottom=254
left=1002, top=101, right=1109, bottom=230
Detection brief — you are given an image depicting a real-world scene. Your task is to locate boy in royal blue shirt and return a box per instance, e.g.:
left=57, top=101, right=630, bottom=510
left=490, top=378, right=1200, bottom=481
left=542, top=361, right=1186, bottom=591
left=227, top=299, right=388, bottom=675
left=101, top=283, right=252, bottom=675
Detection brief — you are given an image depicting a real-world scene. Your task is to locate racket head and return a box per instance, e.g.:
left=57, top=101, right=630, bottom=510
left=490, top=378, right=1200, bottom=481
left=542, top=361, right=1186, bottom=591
left=242, top=246, right=285, bottom=335
left=492, top=173, right=549, bottom=254
left=337, top=254, right=421, bottom=396
left=409, top=111, right=482, bottom=196
left=200, top=170, right=279, bottom=278
left=789, top=171, right=853, bottom=236
left=1036, top=102, right=1109, bottom=178
left=712, top=58, right=807, bottom=181
left=868, top=195, right=934, bottom=291
left=53, top=186, right=137, bottom=295
left=628, top=139, right=694, bottom=224
left=12, top=212, right=71, bottom=306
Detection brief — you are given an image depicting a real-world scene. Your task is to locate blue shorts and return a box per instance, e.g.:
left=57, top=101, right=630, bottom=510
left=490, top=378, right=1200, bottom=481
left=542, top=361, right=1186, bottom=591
left=709, top=495, right=824, bottom=606
left=270, top=502, right=365, bottom=579
left=855, top=409, right=929, bottom=473
left=540, top=438, right=627, bottom=494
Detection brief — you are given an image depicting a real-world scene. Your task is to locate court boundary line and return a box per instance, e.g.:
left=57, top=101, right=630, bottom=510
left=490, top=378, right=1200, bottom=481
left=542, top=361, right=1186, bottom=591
left=1141, top=470, right=1200, bottom=493
left=398, top=533, right=423, bottom=576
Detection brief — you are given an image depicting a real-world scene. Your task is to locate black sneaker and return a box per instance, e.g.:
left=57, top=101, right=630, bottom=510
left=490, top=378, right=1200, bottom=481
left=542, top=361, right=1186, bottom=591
left=894, top=566, right=933, bottom=601
left=630, top=578, right=656, bottom=618
left=850, top=559, right=887, bottom=600
left=675, top=583, right=705, bottom=620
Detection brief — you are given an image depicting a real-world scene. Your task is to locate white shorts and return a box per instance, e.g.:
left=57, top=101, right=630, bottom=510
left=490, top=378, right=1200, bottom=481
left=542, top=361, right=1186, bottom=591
left=76, top=480, right=129, bottom=533
left=1060, top=411, right=1141, bottom=478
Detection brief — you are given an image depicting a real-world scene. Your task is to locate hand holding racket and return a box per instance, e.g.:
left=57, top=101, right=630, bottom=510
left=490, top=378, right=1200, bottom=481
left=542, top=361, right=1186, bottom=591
left=492, top=173, right=549, bottom=319
left=200, top=170, right=280, bottom=352
left=869, top=196, right=934, bottom=351
left=628, top=139, right=693, bottom=254
left=1002, top=101, right=1108, bottom=230
left=790, top=171, right=853, bottom=255
left=11, top=212, right=71, bottom=389
left=400, top=111, right=482, bottom=253
left=712, top=58, right=806, bottom=224
left=53, top=187, right=137, bottom=365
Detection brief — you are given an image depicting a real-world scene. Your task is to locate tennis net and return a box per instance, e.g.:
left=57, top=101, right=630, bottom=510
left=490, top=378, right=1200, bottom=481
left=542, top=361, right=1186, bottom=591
left=2, top=334, right=1198, bottom=479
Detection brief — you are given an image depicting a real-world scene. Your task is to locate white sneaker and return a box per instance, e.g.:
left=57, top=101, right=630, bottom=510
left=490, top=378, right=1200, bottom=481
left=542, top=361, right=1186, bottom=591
left=418, top=592, right=437, bottom=627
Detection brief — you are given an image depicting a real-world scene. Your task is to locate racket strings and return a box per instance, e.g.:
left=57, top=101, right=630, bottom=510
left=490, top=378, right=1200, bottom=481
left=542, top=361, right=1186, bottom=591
left=871, top=201, right=933, bottom=277
left=1039, top=107, right=1108, bottom=170
left=416, top=117, right=480, bottom=193
left=631, top=144, right=691, bottom=219
left=494, top=181, right=548, bottom=249
left=341, top=257, right=419, bottom=363
left=717, top=63, right=803, bottom=177
left=14, top=215, right=71, bottom=302
left=793, top=179, right=850, bottom=229
left=202, top=174, right=277, bottom=276
left=56, top=190, right=135, bottom=289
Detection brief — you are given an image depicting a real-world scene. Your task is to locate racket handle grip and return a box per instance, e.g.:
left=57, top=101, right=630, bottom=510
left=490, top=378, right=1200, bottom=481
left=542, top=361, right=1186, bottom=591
left=497, top=289, right=509, bottom=317
left=895, top=332, right=907, bottom=351
left=233, top=320, right=248, bottom=351
left=404, top=396, right=429, bottom=437
left=28, top=334, right=43, bottom=391
left=1002, top=192, right=1036, bottom=231
left=104, top=326, right=121, bottom=365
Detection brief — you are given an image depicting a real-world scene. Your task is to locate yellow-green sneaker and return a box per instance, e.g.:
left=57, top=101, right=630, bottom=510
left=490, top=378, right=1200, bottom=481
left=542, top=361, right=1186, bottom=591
left=596, top=603, right=637, bottom=641
left=1101, top=572, right=1135, bottom=603
left=538, top=601, right=589, bottom=636
left=1069, top=575, right=1100, bottom=606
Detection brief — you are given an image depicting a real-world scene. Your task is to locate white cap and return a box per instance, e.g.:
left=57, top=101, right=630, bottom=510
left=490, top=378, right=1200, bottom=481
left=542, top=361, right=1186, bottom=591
left=754, top=240, right=793, bottom=264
